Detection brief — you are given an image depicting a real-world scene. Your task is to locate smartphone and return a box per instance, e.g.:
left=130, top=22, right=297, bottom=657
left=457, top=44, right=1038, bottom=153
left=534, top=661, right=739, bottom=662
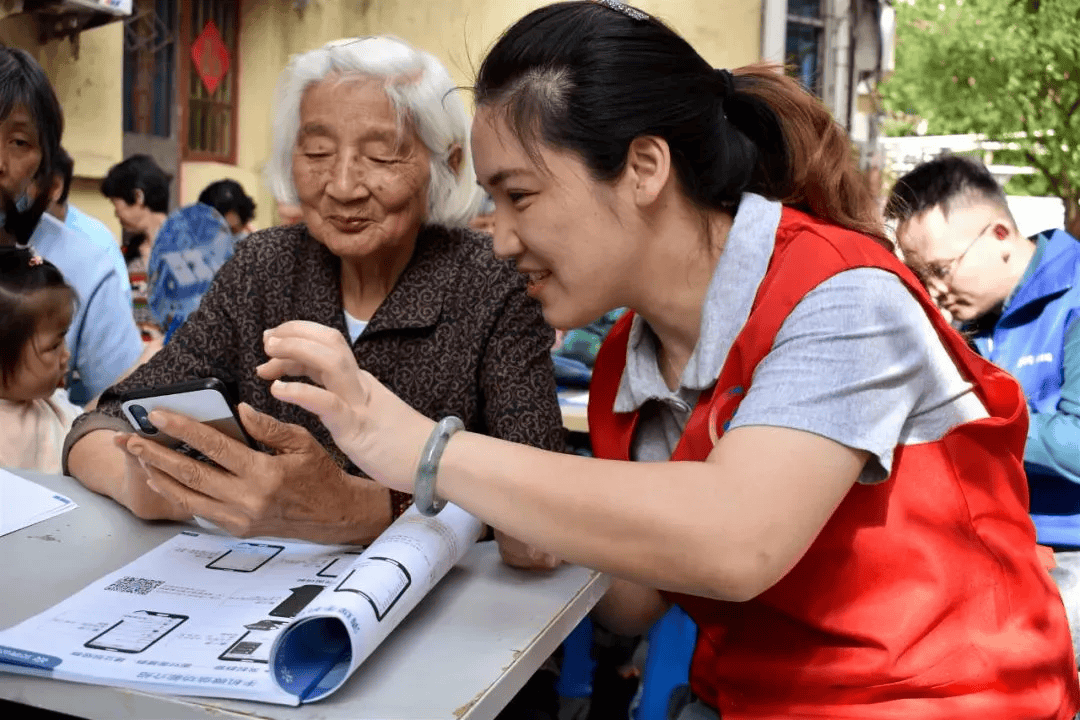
left=84, top=610, right=188, bottom=654
left=120, top=377, right=256, bottom=454
left=206, top=542, right=284, bottom=572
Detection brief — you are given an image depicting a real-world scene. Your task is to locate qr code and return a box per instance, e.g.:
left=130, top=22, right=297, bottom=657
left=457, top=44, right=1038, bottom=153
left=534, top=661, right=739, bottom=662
left=105, top=577, right=164, bottom=595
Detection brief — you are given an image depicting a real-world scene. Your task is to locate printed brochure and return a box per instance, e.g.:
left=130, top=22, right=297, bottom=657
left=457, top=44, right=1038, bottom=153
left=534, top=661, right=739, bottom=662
left=0, top=504, right=483, bottom=705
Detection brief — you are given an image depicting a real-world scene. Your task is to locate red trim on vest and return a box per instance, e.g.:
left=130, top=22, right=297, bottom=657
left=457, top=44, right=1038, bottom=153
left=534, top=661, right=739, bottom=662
left=589, top=207, right=1080, bottom=718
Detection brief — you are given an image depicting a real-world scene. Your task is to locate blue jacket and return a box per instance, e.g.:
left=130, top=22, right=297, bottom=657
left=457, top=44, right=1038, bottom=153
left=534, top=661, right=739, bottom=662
left=973, top=229, right=1080, bottom=547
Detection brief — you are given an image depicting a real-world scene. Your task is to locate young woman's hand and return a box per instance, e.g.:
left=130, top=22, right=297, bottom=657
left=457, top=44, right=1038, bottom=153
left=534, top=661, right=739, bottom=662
left=257, top=320, right=434, bottom=494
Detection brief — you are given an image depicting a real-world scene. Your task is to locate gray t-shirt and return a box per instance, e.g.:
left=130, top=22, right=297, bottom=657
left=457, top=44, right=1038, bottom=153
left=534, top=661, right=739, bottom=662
left=614, top=194, right=988, bottom=484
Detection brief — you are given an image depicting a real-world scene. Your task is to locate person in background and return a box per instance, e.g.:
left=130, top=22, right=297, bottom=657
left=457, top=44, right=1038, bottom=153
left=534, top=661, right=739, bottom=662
left=0, top=44, right=142, bottom=406
left=102, top=155, right=235, bottom=343
left=101, top=153, right=171, bottom=255
left=42, top=146, right=129, bottom=298
left=886, top=153, right=1080, bottom=664
left=101, top=154, right=170, bottom=342
left=887, top=155, right=1080, bottom=548
left=144, top=200, right=234, bottom=342
left=198, top=178, right=256, bottom=240
left=227, top=3, right=1074, bottom=717
left=0, top=247, right=80, bottom=473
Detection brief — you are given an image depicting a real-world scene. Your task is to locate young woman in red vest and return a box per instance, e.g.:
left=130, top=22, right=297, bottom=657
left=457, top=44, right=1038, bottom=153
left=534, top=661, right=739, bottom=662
left=169, top=2, right=1080, bottom=717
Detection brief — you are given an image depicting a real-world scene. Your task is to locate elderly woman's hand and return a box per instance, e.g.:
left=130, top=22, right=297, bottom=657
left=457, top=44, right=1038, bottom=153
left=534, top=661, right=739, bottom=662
left=257, top=320, right=435, bottom=494
left=122, top=403, right=393, bottom=544
left=110, top=432, right=193, bottom=521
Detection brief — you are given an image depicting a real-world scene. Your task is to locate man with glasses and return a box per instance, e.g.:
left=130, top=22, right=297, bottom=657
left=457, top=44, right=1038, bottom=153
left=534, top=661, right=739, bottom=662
left=887, top=155, right=1080, bottom=604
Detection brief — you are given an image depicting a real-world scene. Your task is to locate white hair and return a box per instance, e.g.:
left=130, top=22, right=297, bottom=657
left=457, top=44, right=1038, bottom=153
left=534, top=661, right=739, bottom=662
left=265, top=36, right=482, bottom=228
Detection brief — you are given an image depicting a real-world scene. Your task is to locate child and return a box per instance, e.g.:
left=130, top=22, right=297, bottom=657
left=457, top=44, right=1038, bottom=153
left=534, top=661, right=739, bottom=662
left=0, top=246, right=81, bottom=474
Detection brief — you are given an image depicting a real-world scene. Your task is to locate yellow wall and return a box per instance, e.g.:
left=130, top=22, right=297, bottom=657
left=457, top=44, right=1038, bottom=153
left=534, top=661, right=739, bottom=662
left=38, top=22, right=125, bottom=180
left=359, top=0, right=761, bottom=83
left=39, top=22, right=126, bottom=240
left=227, top=0, right=763, bottom=225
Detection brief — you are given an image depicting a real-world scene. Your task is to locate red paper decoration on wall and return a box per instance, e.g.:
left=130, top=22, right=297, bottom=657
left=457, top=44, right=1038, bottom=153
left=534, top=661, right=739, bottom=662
left=191, top=20, right=230, bottom=95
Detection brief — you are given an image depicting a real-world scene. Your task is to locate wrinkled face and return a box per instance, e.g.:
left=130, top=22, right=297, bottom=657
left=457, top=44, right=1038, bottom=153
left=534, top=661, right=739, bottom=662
left=0, top=105, right=43, bottom=202
left=4, top=295, right=71, bottom=402
left=292, top=76, right=431, bottom=262
left=897, top=202, right=1015, bottom=322
left=110, top=196, right=146, bottom=234
left=471, top=107, right=633, bottom=330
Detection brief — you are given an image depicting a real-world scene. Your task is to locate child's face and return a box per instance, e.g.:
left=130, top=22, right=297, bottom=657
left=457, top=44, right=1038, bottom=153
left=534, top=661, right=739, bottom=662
left=6, top=309, right=71, bottom=402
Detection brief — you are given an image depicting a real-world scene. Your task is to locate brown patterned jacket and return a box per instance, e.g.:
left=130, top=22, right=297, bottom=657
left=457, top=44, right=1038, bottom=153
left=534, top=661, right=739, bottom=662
left=65, top=223, right=566, bottom=518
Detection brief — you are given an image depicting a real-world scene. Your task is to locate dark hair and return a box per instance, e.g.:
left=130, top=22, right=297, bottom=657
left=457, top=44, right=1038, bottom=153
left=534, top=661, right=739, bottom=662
left=0, top=247, right=75, bottom=389
left=0, top=45, right=62, bottom=191
left=51, top=146, right=74, bottom=206
left=101, top=154, right=171, bottom=213
left=474, top=1, right=884, bottom=244
left=0, top=45, right=63, bottom=244
left=884, top=154, right=1012, bottom=228
left=197, top=179, right=256, bottom=226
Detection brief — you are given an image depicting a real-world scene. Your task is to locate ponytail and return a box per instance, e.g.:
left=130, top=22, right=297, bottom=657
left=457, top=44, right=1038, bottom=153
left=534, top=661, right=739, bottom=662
left=731, top=65, right=886, bottom=245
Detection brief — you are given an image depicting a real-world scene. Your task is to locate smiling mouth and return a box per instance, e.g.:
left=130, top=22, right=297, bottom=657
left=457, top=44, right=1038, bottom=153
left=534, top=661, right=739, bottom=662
left=327, top=216, right=371, bottom=232
left=522, top=270, right=551, bottom=292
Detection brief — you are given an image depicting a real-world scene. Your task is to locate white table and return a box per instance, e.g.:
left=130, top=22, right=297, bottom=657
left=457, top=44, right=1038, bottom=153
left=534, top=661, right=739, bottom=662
left=0, top=469, right=609, bottom=719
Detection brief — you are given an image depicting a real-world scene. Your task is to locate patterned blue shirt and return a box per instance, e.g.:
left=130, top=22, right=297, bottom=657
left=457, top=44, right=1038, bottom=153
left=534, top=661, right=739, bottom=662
left=147, top=203, right=235, bottom=343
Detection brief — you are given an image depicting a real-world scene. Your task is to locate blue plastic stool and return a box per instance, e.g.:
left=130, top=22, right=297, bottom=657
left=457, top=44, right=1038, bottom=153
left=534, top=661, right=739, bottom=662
left=556, top=617, right=596, bottom=698
left=631, top=605, right=697, bottom=720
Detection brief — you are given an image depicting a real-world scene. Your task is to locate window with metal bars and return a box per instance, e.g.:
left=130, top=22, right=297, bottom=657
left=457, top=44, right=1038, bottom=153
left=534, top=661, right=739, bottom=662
left=182, top=0, right=239, bottom=162
left=785, top=0, right=825, bottom=97
left=123, top=0, right=176, bottom=138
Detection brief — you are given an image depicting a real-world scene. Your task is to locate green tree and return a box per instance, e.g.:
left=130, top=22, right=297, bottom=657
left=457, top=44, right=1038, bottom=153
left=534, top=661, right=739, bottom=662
left=881, top=0, right=1080, bottom=235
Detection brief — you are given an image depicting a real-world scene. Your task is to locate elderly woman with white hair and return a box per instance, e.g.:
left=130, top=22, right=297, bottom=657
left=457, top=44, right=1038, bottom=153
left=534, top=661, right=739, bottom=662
left=62, top=37, right=565, bottom=561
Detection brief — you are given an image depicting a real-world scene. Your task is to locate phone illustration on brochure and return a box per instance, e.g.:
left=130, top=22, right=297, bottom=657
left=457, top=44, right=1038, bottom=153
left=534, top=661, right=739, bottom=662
left=217, top=619, right=289, bottom=663
left=316, top=551, right=364, bottom=578
left=84, top=610, right=188, bottom=654
left=206, top=542, right=284, bottom=572
left=335, top=556, right=411, bottom=621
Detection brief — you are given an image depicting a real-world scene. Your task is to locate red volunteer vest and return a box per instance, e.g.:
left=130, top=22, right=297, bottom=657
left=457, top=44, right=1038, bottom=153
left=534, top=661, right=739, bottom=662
left=589, top=207, right=1080, bottom=719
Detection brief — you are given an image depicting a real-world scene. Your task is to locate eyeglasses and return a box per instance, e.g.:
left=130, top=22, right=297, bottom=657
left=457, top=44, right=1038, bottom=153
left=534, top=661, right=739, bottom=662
left=916, top=222, right=992, bottom=283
